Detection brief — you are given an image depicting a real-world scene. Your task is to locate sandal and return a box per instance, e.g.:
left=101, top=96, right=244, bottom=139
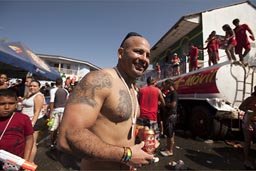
left=160, top=150, right=173, bottom=157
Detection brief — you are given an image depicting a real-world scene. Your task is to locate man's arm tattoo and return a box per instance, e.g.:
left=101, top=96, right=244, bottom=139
left=68, top=72, right=112, bottom=107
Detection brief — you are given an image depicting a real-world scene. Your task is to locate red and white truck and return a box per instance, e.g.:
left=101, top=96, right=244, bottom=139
left=159, top=61, right=256, bottom=139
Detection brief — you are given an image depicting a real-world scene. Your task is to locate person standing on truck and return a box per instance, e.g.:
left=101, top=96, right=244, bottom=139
left=171, top=53, right=181, bottom=76
left=222, top=24, right=237, bottom=62
left=160, top=79, right=178, bottom=157
left=203, top=31, right=220, bottom=66
left=184, top=42, right=199, bottom=71
left=164, top=49, right=172, bottom=65
left=239, top=85, right=256, bottom=169
left=232, top=18, right=255, bottom=65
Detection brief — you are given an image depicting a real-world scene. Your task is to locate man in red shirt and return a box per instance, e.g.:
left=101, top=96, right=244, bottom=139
left=188, top=43, right=199, bottom=71
left=138, top=77, right=165, bottom=138
left=233, top=18, right=255, bottom=64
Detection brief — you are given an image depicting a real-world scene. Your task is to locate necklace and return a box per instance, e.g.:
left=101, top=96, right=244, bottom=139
left=0, top=113, right=15, bottom=141
left=114, top=67, right=138, bottom=138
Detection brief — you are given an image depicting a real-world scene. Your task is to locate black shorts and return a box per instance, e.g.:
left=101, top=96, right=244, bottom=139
left=158, top=106, right=166, bottom=122
left=34, top=117, right=46, bottom=131
left=173, top=63, right=180, bottom=67
left=164, top=114, right=177, bottom=138
left=136, top=118, right=158, bottom=130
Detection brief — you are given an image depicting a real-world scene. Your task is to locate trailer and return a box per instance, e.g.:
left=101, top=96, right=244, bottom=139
left=159, top=61, right=256, bottom=139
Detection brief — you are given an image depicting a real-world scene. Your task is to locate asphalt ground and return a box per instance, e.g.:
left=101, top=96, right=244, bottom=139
left=34, top=128, right=256, bottom=171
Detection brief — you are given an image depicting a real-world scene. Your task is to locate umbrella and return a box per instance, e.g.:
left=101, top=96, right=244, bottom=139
left=0, top=41, right=61, bottom=80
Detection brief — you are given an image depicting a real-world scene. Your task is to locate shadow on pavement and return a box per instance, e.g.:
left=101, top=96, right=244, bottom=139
left=45, top=150, right=80, bottom=170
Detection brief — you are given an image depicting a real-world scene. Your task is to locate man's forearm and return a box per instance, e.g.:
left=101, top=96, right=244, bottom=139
left=64, top=128, right=123, bottom=162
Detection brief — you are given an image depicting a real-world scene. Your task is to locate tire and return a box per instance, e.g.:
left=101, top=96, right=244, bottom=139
left=189, top=106, right=212, bottom=138
left=176, top=104, right=187, bottom=130
left=210, top=119, right=228, bottom=139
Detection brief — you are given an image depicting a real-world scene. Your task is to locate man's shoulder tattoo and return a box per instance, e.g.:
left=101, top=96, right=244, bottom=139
left=68, top=71, right=112, bottom=107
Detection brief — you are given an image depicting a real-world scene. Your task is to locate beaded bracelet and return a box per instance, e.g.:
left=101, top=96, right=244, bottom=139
left=120, top=147, right=132, bottom=163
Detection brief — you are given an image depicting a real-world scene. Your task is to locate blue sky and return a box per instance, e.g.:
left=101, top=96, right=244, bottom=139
left=1, top=0, right=255, bottom=68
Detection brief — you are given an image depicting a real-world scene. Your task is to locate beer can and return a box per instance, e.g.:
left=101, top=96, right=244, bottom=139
left=142, top=129, right=155, bottom=154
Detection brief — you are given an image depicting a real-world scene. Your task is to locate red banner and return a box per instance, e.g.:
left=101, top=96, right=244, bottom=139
left=174, top=67, right=220, bottom=94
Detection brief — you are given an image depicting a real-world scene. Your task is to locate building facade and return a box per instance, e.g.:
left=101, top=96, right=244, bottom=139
left=38, top=54, right=101, bottom=82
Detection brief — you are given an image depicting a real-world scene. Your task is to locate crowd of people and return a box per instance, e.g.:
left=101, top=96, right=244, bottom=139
left=205, top=18, right=254, bottom=65
left=0, top=73, right=70, bottom=167
left=0, top=29, right=255, bottom=171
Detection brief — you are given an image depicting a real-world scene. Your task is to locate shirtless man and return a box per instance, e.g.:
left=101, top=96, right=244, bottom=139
left=58, top=32, right=154, bottom=170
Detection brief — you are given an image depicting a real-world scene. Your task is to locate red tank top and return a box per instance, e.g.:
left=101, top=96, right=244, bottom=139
left=139, top=86, right=160, bottom=121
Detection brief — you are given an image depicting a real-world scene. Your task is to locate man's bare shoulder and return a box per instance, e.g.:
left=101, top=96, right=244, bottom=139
left=67, top=69, right=115, bottom=106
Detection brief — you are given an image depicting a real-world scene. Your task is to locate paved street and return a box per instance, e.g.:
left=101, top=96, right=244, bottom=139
left=34, top=129, right=256, bottom=170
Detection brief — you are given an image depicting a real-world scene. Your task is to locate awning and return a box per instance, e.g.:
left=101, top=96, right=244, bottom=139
left=0, top=42, right=61, bottom=80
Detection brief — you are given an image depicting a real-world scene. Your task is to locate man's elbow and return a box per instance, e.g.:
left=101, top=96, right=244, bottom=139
left=57, top=134, right=72, bottom=153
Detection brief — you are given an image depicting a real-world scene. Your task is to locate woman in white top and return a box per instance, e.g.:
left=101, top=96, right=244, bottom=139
left=22, top=80, right=45, bottom=162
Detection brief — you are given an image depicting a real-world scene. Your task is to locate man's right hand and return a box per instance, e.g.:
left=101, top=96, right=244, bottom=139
left=249, top=35, right=255, bottom=41
left=128, top=141, right=154, bottom=168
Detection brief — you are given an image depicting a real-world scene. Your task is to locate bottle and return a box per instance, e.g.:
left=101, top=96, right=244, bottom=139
left=47, top=116, right=54, bottom=127
left=17, top=102, right=22, bottom=112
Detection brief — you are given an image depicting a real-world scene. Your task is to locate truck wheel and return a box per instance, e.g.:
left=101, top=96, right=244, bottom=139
left=190, top=106, right=212, bottom=138
left=176, top=104, right=187, bottom=130
left=210, top=119, right=228, bottom=139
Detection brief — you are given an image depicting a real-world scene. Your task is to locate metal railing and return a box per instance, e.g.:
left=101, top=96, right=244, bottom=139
left=53, top=67, right=78, bottom=75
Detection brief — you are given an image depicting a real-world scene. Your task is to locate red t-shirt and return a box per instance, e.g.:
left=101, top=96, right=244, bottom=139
left=207, top=37, right=219, bottom=52
left=0, top=112, right=34, bottom=158
left=189, top=46, right=198, bottom=67
left=139, top=86, right=160, bottom=121
left=234, top=24, right=250, bottom=45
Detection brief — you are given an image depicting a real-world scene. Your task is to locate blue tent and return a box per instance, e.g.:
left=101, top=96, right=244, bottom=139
left=0, top=42, right=61, bottom=80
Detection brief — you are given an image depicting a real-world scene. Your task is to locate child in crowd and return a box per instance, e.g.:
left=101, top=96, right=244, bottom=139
left=0, top=89, right=34, bottom=164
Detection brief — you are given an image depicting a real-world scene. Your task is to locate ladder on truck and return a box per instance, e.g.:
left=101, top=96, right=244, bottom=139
left=230, top=62, right=256, bottom=131
left=231, top=63, right=255, bottom=106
